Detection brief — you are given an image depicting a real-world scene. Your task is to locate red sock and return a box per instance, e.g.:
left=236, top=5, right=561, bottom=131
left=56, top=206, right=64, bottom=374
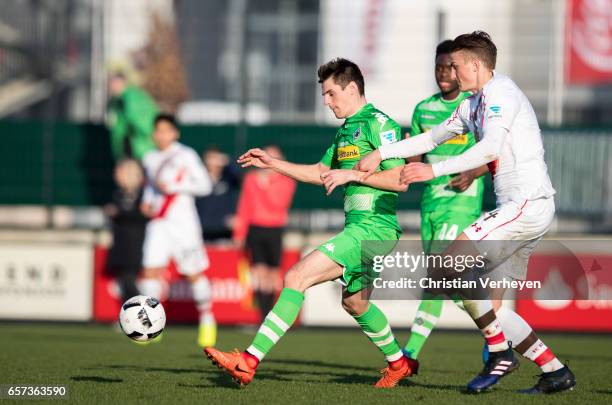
left=242, top=351, right=260, bottom=369
left=388, top=356, right=407, bottom=371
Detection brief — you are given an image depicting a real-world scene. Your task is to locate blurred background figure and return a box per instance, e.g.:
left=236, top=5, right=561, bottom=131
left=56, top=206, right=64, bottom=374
left=233, top=145, right=296, bottom=319
left=139, top=114, right=216, bottom=347
left=106, top=72, right=159, bottom=162
left=104, top=159, right=149, bottom=305
left=196, top=147, right=243, bottom=242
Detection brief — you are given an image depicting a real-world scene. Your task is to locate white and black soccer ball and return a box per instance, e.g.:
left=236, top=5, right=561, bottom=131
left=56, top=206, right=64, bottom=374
left=119, top=295, right=166, bottom=342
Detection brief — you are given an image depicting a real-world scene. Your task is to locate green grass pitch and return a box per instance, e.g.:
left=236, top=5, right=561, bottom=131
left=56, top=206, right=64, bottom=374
left=1, top=323, right=610, bottom=404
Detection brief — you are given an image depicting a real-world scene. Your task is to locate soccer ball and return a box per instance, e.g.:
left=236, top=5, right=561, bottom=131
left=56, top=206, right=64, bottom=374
left=119, top=295, right=166, bottom=342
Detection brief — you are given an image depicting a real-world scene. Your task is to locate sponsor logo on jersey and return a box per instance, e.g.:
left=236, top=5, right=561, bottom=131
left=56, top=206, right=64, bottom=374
left=324, top=243, right=335, bottom=253
left=379, top=130, right=396, bottom=145
left=352, top=127, right=361, bottom=141
left=337, top=145, right=360, bottom=161
left=372, top=112, right=389, bottom=128
left=444, top=133, right=468, bottom=145
left=487, top=105, right=502, bottom=119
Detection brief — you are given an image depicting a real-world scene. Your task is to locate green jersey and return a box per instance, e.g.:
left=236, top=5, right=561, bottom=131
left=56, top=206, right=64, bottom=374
left=320, top=103, right=404, bottom=231
left=411, top=92, right=484, bottom=215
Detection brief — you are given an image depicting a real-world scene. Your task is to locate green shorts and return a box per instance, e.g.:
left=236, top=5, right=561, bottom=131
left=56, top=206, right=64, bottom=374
left=317, top=222, right=400, bottom=293
left=421, top=209, right=480, bottom=254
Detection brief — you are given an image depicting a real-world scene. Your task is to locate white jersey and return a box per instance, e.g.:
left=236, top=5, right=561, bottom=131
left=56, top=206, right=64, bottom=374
left=439, top=72, right=555, bottom=205
left=142, top=142, right=212, bottom=227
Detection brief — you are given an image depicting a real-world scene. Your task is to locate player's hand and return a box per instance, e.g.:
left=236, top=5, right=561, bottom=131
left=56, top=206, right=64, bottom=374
left=400, top=162, right=434, bottom=185
left=237, top=148, right=275, bottom=169
left=320, top=169, right=361, bottom=196
left=449, top=171, right=475, bottom=192
left=156, top=182, right=171, bottom=195
left=140, top=203, right=154, bottom=217
left=354, top=150, right=382, bottom=179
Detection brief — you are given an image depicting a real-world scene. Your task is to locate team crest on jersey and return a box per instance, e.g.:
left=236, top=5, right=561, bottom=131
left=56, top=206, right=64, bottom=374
left=337, top=145, right=360, bottom=161
left=352, top=127, right=361, bottom=141
left=379, top=130, right=396, bottom=145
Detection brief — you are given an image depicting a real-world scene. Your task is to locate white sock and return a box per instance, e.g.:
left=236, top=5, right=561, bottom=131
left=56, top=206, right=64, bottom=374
left=496, top=307, right=532, bottom=347
left=138, top=278, right=163, bottom=300
left=192, top=276, right=215, bottom=325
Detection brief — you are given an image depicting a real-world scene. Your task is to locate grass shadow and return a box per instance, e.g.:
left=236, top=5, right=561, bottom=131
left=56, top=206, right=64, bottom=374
left=71, top=376, right=123, bottom=383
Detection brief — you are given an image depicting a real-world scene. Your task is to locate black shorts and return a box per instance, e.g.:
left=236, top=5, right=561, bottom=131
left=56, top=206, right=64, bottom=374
left=246, top=225, right=284, bottom=267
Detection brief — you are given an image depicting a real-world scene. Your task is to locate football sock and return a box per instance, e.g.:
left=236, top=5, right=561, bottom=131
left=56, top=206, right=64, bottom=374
left=404, top=298, right=443, bottom=359
left=353, top=303, right=403, bottom=363
left=463, top=299, right=509, bottom=353
left=192, top=276, right=212, bottom=311
left=246, top=288, right=304, bottom=361
left=497, top=307, right=563, bottom=372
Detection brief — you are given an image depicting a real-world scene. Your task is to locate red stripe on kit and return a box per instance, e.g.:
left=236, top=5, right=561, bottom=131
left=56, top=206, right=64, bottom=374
left=486, top=332, right=506, bottom=346
left=534, top=348, right=555, bottom=367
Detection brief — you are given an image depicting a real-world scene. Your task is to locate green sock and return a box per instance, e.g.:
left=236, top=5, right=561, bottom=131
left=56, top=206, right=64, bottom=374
left=404, top=298, right=443, bottom=359
left=246, top=288, right=304, bottom=360
left=354, top=303, right=403, bottom=362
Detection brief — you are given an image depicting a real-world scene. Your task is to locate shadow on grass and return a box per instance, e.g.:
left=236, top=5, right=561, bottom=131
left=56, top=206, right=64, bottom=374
left=71, top=376, right=123, bottom=383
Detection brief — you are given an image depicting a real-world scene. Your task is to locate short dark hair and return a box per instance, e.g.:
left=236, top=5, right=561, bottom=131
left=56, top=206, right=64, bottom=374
left=451, top=31, right=497, bottom=69
left=435, top=40, right=455, bottom=58
left=317, top=58, right=365, bottom=95
left=154, top=113, right=179, bottom=130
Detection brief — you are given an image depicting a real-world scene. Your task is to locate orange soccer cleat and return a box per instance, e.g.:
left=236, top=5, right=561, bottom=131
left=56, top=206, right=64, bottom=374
left=374, top=357, right=418, bottom=388
left=204, top=347, right=256, bottom=387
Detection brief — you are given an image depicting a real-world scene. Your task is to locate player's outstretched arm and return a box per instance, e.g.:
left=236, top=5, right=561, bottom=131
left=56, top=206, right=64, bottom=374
left=238, top=148, right=325, bottom=185
left=355, top=125, right=456, bottom=178
left=320, top=166, right=406, bottom=195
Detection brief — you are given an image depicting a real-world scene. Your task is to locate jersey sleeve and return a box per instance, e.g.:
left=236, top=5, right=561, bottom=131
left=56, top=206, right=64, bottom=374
left=442, top=98, right=471, bottom=135
left=319, top=142, right=336, bottom=168
left=367, top=119, right=404, bottom=170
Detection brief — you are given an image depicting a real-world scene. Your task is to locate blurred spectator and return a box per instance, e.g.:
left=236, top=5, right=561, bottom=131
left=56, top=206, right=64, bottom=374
left=105, top=159, right=149, bottom=305
left=233, top=145, right=297, bottom=319
left=196, top=147, right=242, bottom=241
left=106, top=72, right=158, bottom=161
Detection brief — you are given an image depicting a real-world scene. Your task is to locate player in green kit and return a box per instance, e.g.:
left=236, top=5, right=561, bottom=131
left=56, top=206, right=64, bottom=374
left=205, top=58, right=418, bottom=388
left=403, top=40, right=489, bottom=361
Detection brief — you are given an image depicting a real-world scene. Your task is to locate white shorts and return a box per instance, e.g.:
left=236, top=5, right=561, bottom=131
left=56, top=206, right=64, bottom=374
left=463, top=197, right=555, bottom=280
left=142, top=219, right=209, bottom=276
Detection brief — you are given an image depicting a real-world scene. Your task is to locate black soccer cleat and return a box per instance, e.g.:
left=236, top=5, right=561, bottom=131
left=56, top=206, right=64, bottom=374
left=519, top=365, right=576, bottom=394
left=466, top=347, right=519, bottom=393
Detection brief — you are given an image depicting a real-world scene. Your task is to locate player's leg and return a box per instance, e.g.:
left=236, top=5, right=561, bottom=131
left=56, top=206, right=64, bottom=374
left=256, top=227, right=283, bottom=318
left=334, top=224, right=416, bottom=387
left=205, top=249, right=343, bottom=386
left=404, top=210, right=476, bottom=360
left=489, top=246, right=575, bottom=393
left=435, top=232, right=518, bottom=393
left=464, top=198, right=574, bottom=393
left=173, top=232, right=216, bottom=348
left=246, top=226, right=274, bottom=319
left=139, top=220, right=170, bottom=301
left=342, top=288, right=417, bottom=387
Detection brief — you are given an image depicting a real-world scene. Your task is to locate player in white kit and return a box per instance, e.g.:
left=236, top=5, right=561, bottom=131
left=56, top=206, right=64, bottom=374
left=140, top=113, right=216, bottom=348
left=356, top=31, right=575, bottom=394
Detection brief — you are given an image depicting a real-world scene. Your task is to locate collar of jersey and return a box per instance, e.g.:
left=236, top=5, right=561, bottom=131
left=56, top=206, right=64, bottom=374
left=345, top=102, right=372, bottom=123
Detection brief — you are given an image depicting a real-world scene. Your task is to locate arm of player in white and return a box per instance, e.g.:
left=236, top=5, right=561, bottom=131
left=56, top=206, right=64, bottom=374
left=378, top=100, right=471, bottom=160
left=378, top=125, right=457, bottom=160
left=165, top=152, right=213, bottom=196
left=432, top=126, right=508, bottom=177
